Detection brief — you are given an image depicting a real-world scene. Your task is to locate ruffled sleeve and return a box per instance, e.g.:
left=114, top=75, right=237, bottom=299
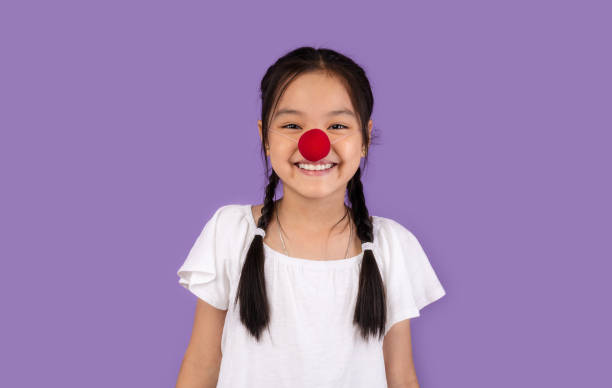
left=379, top=218, right=447, bottom=335
left=177, top=205, right=232, bottom=310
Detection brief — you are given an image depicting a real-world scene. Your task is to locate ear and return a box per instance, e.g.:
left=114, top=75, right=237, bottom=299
left=258, top=120, right=269, bottom=156
left=361, top=119, right=373, bottom=157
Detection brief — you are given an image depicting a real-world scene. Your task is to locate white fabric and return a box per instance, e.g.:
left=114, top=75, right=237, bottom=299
left=177, top=204, right=446, bottom=388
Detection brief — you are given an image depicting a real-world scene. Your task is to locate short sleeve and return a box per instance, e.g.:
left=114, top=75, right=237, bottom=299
left=382, top=220, right=446, bottom=335
left=177, top=206, right=231, bottom=310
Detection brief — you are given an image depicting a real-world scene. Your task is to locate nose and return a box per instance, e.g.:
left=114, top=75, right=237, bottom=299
left=298, top=128, right=330, bottom=162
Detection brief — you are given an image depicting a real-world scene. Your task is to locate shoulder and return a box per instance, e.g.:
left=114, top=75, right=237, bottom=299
left=206, top=203, right=253, bottom=230
left=199, top=203, right=254, bottom=253
left=372, top=214, right=419, bottom=249
left=371, top=215, right=428, bottom=271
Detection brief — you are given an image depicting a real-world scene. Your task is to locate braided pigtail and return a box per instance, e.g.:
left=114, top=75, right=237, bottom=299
left=348, top=167, right=387, bottom=341
left=233, top=170, right=279, bottom=341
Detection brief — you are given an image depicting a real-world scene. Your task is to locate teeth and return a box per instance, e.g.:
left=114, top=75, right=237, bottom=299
left=297, top=163, right=334, bottom=171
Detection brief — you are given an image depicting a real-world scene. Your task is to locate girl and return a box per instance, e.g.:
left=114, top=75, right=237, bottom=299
left=175, top=46, right=446, bottom=388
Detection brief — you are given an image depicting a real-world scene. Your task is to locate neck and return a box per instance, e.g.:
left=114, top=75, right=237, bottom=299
left=275, top=192, right=351, bottom=238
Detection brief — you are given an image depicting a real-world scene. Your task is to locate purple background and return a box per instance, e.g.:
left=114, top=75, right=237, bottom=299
left=1, top=1, right=610, bottom=387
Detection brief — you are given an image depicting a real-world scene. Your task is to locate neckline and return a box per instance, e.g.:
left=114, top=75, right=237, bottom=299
left=243, top=204, right=366, bottom=268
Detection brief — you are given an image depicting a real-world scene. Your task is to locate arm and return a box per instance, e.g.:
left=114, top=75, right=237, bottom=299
left=176, top=298, right=228, bottom=388
left=383, top=319, right=420, bottom=388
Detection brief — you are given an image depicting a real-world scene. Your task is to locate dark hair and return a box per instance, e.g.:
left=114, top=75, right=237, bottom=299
left=232, top=46, right=385, bottom=342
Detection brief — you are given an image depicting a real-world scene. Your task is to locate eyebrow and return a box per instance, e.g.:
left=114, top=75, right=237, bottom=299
left=273, top=108, right=356, bottom=119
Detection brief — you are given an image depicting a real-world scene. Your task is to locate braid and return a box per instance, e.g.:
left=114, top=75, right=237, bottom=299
left=348, top=167, right=387, bottom=341
left=347, top=167, right=374, bottom=242
left=258, top=171, right=279, bottom=229
left=233, top=169, right=280, bottom=341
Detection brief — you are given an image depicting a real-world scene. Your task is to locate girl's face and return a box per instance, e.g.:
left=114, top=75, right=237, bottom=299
left=258, top=71, right=372, bottom=199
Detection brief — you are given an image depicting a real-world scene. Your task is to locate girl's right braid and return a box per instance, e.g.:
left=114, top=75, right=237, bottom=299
left=234, top=169, right=279, bottom=341
left=258, top=170, right=280, bottom=229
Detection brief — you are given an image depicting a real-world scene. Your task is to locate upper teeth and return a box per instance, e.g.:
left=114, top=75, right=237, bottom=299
left=298, top=163, right=334, bottom=171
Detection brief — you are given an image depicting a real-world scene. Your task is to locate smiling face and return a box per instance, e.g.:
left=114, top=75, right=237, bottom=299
left=258, top=70, right=373, bottom=199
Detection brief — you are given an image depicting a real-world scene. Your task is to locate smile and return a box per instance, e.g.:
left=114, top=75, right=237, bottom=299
left=294, top=162, right=338, bottom=176
left=296, top=162, right=336, bottom=170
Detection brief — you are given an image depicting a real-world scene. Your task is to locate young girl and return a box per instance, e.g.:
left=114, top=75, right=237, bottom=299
left=175, top=46, right=446, bottom=388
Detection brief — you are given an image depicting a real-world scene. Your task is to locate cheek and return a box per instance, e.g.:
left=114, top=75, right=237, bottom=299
left=338, top=158, right=361, bottom=174
left=336, top=140, right=363, bottom=161
left=269, top=140, right=292, bottom=157
left=268, top=142, right=296, bottom=171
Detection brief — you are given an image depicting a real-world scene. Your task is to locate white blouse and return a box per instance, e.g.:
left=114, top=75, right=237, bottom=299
left=177, top=204, right=446, bottom=388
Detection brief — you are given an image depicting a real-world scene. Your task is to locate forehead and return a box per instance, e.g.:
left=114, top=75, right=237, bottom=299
left=273, top=71, right=355, bottom=119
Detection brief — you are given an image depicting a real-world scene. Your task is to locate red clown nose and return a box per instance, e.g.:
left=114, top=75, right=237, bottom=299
left=298, top=128, right=330, bottom=162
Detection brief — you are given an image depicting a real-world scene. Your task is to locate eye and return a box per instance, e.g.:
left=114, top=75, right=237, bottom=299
left=281, top=123, right=348, bottom=130
left=281, top=123, right=300, bottom=129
